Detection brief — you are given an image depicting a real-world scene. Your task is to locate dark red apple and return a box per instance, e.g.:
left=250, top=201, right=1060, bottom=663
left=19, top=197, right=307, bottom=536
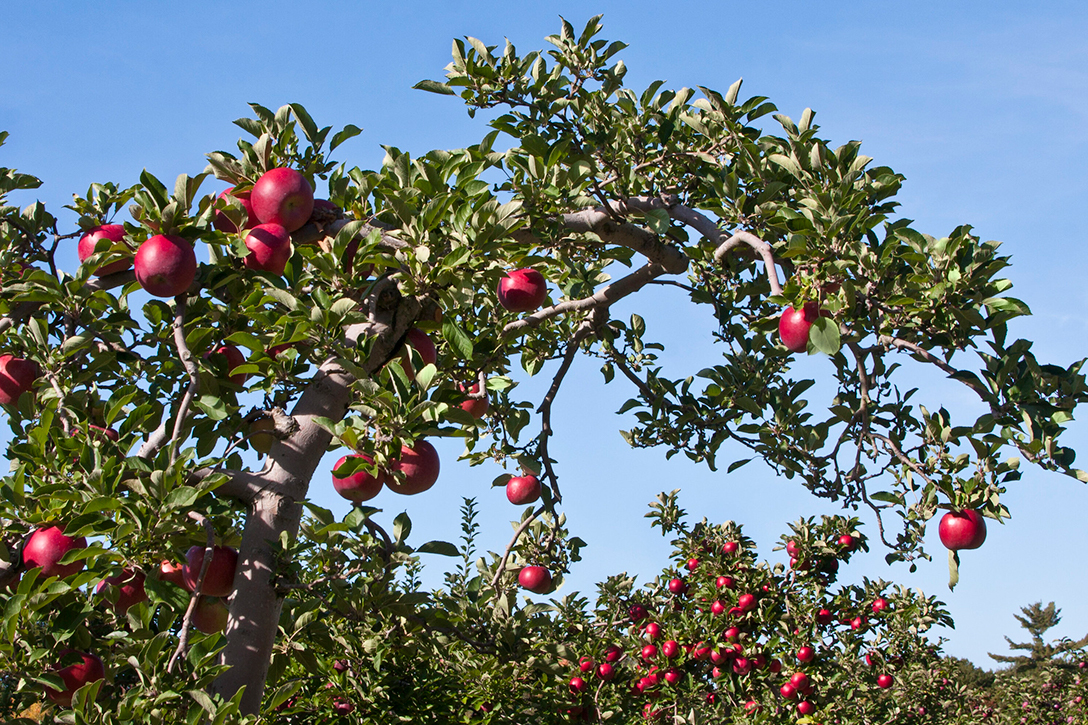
left=640, top=644, right=658, bottom=660
left=797, top=646, right=815, bottom=663
left=797, top=701, right=815, bottom=715
left=191, top=596, right=229, bottom=634
left=816, top=608, right=833, bottom=625
left=85, top=425, right=119, bottom=443
left=78, top=224, right=131, bottom=276
left=716, top=575, right=735, bottom=589
left=578, top=656, right=595, bottom=673
left=243, top=222, right=292, bottom=276
left=310, top=198, right=340, bottom=224
left=661, top=640, right=680, bottom=659
left=569, top=676, right=586, bottom=694
left=737, top=593, right=757, bottom=611
left=664, top=667, right=683, bottom=685
left=182, top=545, right=238, bottom=597
left=938, top=509, right=987, bottom=550
left=386, top=439, right=440, bottom=495
left=96, top=569, right=148, bottom=615
left=45, top=651, right=105, bottom=707
left=721, top=541, right=739, bottom=555
left=459, top=381, right=489, bottom=418
left=251, top=167, right=314, bottom=233
left=779, top=301, right=821, bottom=353
left=872, top=597, right=890, bottom=613
left=506, top=474, right=541, bottom=505
left=213, top=187, right=256, bottom=233
left=596, top=662, right=615, bottom=680
left=0, top=354, right=40, bottom=405
left=667, top=578, right=687, bottom=595
left=518, top=565, right=552, bottom=593
left=643, top=622, right=661, bottom=640
left=134, top=234, right=197, bottom=298
left=496, top=268, right=548, bottom=313
left=332, top=698, right=354, bottom=715
left=332, top=454, right=385, bottom=503
left=204, top=344, right=248, bottom=385
left=603, top=644, right=622, bottom=662
left=877, top=673, right=894, bottom=689
left=398, top=328, right=437, bottom=379
left=23, top=525, right=87, bottom=578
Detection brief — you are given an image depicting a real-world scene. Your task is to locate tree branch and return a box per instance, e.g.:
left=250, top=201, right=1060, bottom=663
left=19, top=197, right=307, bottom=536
left=713, top=230, right=783, bottom=297
left=168, top=295, right=199, bottom=466
left=167, top=511, right=215, bottom=674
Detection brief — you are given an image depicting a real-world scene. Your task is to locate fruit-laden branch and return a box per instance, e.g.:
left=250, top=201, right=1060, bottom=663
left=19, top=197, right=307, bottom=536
left=167, top=511, right=215, bottom=673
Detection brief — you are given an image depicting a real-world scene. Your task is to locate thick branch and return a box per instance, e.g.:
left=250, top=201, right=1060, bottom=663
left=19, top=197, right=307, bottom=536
left=713, top=230, right=783, bottom=297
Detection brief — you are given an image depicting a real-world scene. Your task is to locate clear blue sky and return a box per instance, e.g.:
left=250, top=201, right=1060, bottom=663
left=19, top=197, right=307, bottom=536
left=3, top=1, right=1087, bottom=666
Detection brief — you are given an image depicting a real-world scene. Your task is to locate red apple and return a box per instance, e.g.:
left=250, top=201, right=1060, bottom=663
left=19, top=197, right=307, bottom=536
left=721, top=541, right=739, bottom=555
left=398, top=328, right=438, bottom=378
left=213, top=187, right=256, bottom=233
left=872, top=597, right=890, bottom=613
left=716, top=575, right=735, bottom=589
left=661, top=640, right=680, bottom=659
left=518, top=565, right=552, bottom=594
left=790, top=671, right=810, bottom=690
left=182, top=545, right=238, bottom=597
left=710, top=600, right=726, bottom=616
left=732, top=657, right=751, bottom=675
left=44, top=651, right=105, bottom=707
left=779, top=301, right=821, bottom=353
left=243, top=222, right=292, bottom=276
left=737, top=593, right=757, bottom=611
left=158, top=560, right=186, bottom=588
left=204, top=344, right=248, bottom=385
left=96, top=569, right=147, bottom=615
left=386, top=439, right=440, bottom=495
left=628, top=603, right=649, bottom=622
left=685, top=557, right=699, bottom=571
left=0, top=354, right=40, bottom=405
left=578, top=656, right=595, bottom=673
left=569, top=676, right=586, bottom=694
left=643, top=622, right=661, bottom=640
left=768, top=658, right=783, bottom=673
left=332, top=454, right=385, bottom=503
left=134, top=234, right=197, bottom=298
left=641, top=644, right=658, bottom=661
left=505, top=474, right=541, bottom=505
left=604, top=644, right=623, bottom=663
left=938, top=509, right=987, bottom=550
left=459, top=381, right=489, bottom=418
left=310, top=198, right=340, bottom=224
left=78, top=224, right=131, bottom=276
left=838, top=533, right=857, bottom=550
left=332, top=698, right=354, bottom=715
left=85, top=425, right=119, bottom=443
left=797, top=701, right=815, bottom=715
left=877, top=673, right=894, bottom=689
left=23, top=525, right=87, bottom=578
left=667, top=578, right=687, bottom=595
left=191, top=596, right=229, bottom=634
left=596, top=662, right=615, bottom=680
left=786, top=540, right=801, bottom=557
left=497, top=268, right=548, bottom=313
left=251, top=167, right=314, bottom=233
left=664, top=667, right=683, bottom=685
left=797, top=646, right=815, bottom=663
left=816, top=608, right=833, bottom=625
left=780, top=682, right=797, bottom=700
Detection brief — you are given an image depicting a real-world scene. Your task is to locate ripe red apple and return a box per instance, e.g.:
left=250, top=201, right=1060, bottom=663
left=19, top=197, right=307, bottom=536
left=661, top=640, right=680, bottom=659
left=786, top=540, right=801, bottom=557
left=737, top=593, right=757, bottom=611
left=628, top=603, right=649, bottom=622
left=716, top=575, right=735, bottom=589
left=790, top=671, right=810, bottom=690
left=643, top=622, right=661, bottom=640
left=182, top=545, right=238, bottom=597
left=721, top=541, right=739, bottom=555
left=310, top=198, right=340, bottom=224
left=497, top=268, right=548, bottom=313
left=779, top=301, right=821, bottom=353
left=251, top=167, right=314, bottom=233
left=816, top=608, right=833, bottom=625
left=204, top=344, right=248, bottom=385
left=96, top=569, right=148, bottom=615
left=191, top=596, right=229, bottom=634
left=332, top=454, right=386, bottom=503
left=45, top=651, right=105, bottom=707
left=667, top=578, right=687, bottom=595
left=838, top=533, right=857, bottom=550
left=603, top=644, right=622, bottom=663
left=797, top=701, right=815, bottom=715
left=459, top=381, right=489, bottom=418
left=877, top=673, right=894, bottom=689
left=685, top=557, right=699, bottom=571
left=797, top=646, right=815, bottom=663
left=243, top=222, right=292, bottom=276
left=569, top=676, right=586, bottom=694
left=664, top=667, right=683, bottom=685
left=158, top=560, right=186, bottom=587
left=332, top=698, right=354, bottom=715
left=769, top=658, right=783, bottom=673
left=398, top=328, right=438, bottom=379
left=872, top=597, right=890, bottom=613
left=851, top=615, right=867, bottom=631
left=938, top=509, right=987, bottom=550
left=78, top=224, right=131, bottom=276
left=641, top=644, right=658, bottom=660
left=732, top=657, right=751, bottom=675
left=578, top=656, right=595, bottom=673
left=85, top=425, right=119, bottom=443
left=23, top=525, right=87, bottom=578
left=134, top=234, right=197, bottom=298
left=0, top=354, right=40, bottom=405
left=505, top=474, right=541, bottom=505
left=518, top=565, right=552, bottom=594
left=332, top=659, right=349, bottom=673
left=213, top=187, right=256, bottom=233
left=710, top=600, right=726, bottom=616
left=386, top=439, right=440, bottom=495
left=596, top=662, right=615, bottom=680
left=780, top=682, right=797, bottom=700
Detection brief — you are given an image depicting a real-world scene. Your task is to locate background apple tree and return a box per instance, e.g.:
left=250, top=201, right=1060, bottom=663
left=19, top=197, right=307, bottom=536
left=1, top=16, right=1086, bottom=723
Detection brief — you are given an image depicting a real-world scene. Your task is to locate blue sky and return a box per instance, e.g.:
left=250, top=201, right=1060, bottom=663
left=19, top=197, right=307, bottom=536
left=3, top=2, right=1088, bottom=665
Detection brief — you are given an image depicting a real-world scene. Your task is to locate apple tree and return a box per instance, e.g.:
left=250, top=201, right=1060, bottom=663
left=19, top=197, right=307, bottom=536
left=0, top=16, right=1086, bottom=721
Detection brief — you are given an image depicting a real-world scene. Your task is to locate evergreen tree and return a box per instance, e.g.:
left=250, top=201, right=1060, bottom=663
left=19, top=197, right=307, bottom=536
left=989, top=602, right=1088, bottom=673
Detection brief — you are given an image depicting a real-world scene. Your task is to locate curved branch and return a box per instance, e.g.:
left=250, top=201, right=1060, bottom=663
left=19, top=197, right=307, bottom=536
left=503, top=262, right=669, bottom=337
left=490, top=504, right=548, bottom=593
left=713, top=230, right=783, bottom=297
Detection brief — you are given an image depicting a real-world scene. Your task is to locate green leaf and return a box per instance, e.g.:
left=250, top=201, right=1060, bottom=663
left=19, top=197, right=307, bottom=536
left=441, top=320, right=473, bottom=359
left=808, top=317, right=840, bottom=355
left=413, top=80, right=456, bottom=96
left=417, top=540, right=459, bottom=557
left=330, top=124, right=363, bottom=152
left=393, top=512, right=412, bottom=545
left=947, top=549, right=960, bottom=591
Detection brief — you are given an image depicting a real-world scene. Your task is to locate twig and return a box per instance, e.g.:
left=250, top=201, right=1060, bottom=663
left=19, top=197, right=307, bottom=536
left=43, top=371, right=73, bottom=436
left=167, top=512, right=216, bottom=674
left=168, top=295, right=199, bottom=465
left=490, top=504, right=547, bottom=594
